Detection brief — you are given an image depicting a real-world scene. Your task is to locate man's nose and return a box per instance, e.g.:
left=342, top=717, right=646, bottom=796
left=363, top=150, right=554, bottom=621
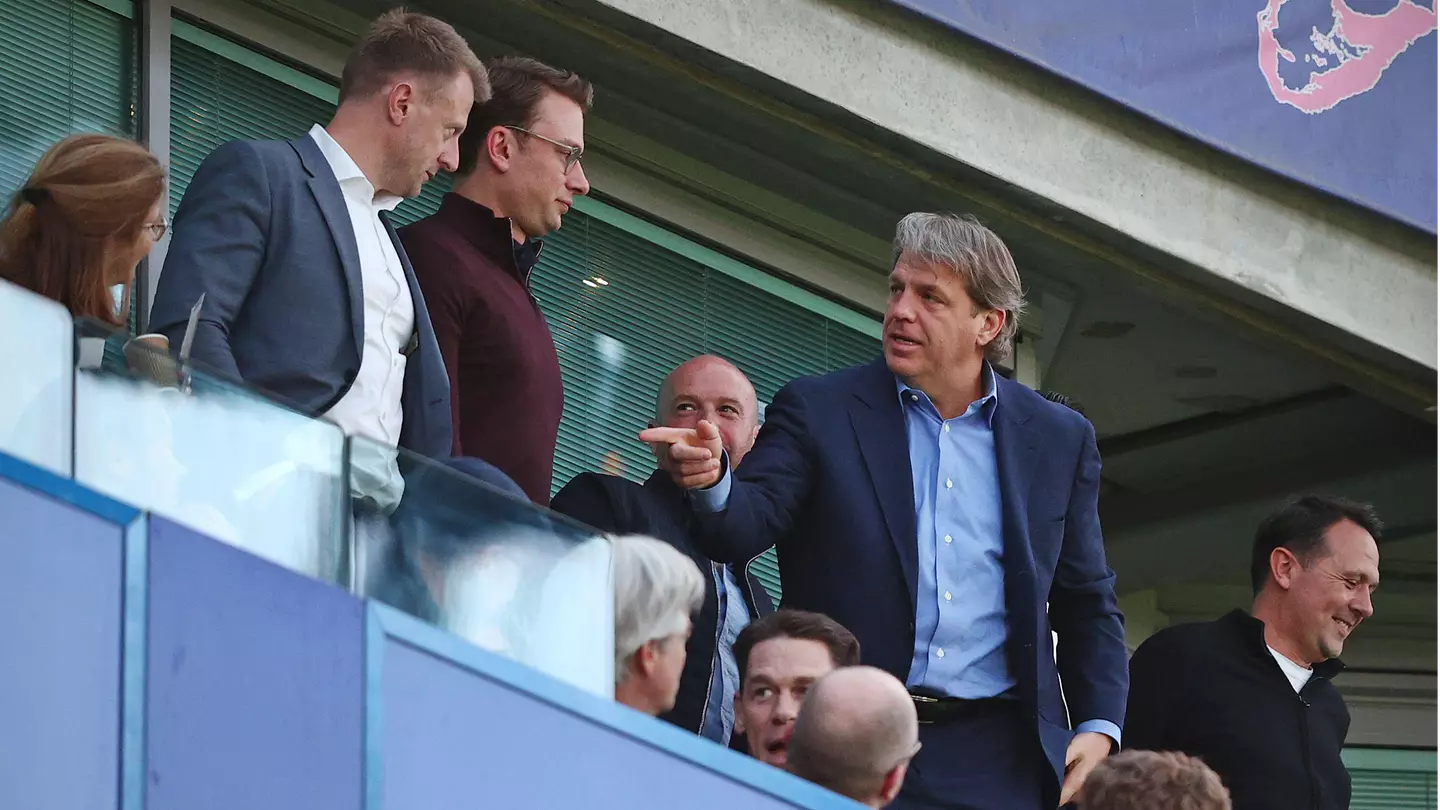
left=1353, top=588, right=1375, bottom=620
left=569, top=163, right=591, bottom=196
left=439, top=143, right=460, bottom=173
left=774, top=694, right=801, bottom=723
left=888, top=290, right=916, bottom=322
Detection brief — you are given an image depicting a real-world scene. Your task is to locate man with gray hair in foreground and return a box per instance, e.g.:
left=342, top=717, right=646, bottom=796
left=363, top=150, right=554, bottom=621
left=611, top=534, right=706, bottom=717
left=788, top=667, right=920, bottom=809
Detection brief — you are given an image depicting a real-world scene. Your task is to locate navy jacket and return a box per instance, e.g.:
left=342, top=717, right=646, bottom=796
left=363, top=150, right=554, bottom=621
left=689, top=358, right=1128, bottom=792
left=551, top=470, right=775, bottom=740
left=150, top=136, right=451, bottom=458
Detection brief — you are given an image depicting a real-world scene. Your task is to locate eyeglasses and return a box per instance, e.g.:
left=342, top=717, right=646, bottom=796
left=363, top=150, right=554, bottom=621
left=505, top=126, right=584, bottom=173
left=145, top=219, right=169, bottom=240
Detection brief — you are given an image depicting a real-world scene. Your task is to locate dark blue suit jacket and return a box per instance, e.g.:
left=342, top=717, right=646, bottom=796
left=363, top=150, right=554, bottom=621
left=150, top=136, right=452, bottom=458
left=691, top=358, right=1127, bottom=791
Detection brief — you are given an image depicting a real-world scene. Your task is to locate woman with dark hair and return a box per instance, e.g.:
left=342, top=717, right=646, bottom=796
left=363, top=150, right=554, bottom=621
left=0, top=133, right=166, bottom=326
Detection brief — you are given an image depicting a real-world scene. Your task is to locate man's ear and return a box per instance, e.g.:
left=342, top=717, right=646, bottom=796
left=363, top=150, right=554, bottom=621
left=880, top=762, right=909, bottom=804
left=1271, top=547, right=1302, bottom=590
left=976, top=308, right=1005, bottom=349
left=486, top=126, right=514, bottom=173
left=634, top=639, right=659, bottom=677
left=732, top=691, right=746, bottom=734
left=386, top=81, right=415, bottom=126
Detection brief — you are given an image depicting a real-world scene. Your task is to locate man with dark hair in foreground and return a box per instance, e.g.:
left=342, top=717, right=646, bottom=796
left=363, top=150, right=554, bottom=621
left=1126, top=494, right=1381, bottom=810
left=732, top=609, right=861, bottom=768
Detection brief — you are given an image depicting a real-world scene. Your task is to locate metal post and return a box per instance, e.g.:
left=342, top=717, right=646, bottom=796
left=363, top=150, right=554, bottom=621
left=136, top=0, right=171, bottom=334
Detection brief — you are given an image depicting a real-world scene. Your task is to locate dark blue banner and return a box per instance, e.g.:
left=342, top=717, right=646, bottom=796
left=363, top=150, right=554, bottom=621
left=893, top=0, right=1437, bottom=232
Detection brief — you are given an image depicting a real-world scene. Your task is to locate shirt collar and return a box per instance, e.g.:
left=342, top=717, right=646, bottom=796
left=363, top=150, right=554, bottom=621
left=437, top=193, right=544, bottom=285
left=895, top=363, right=999, bottom=426
left=308, top=124, right=402, bottom=212
left=1221, top=609, right=1345, bottom=680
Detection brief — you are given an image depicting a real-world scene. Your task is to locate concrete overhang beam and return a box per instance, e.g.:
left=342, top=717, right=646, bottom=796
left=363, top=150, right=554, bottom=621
left=569, top=0, right=1436, bottom=408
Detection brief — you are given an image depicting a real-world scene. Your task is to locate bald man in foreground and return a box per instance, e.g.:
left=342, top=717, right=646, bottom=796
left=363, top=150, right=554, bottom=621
left=789, top=667, right=921, bottom=809
left=552, top=355, right=775, bottom=744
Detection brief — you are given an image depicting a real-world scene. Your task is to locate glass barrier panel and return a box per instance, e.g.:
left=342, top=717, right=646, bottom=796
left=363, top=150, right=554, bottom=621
left=352, top=435, right=614, bottom=698
left=0, top=280, right=74, bottom=476
left=72, top=324, right=347, bottom=582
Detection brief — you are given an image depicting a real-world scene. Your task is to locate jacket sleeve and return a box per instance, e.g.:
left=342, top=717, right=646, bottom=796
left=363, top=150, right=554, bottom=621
left=690, top=379, right=816, bottom=565
left=1121, top=634, right=1173, bottom=750
left=399, top=225, right=469, bottom=457
left=550, top=473, right=624, bottom=536
left=1048, top=418, right=1130, bottom=733
left=150, top=141, right=270, bottom=382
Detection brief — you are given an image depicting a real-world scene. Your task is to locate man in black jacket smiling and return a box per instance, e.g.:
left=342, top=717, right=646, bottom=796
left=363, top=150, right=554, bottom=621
left=552, top=355, right=774, bottom=744
left=1125, top=494, right=1382, bottom=810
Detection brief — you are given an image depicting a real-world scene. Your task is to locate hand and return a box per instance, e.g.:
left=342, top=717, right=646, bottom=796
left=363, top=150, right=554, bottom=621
left=638, top=420, right=725, bottom=489
left=1058, top=731, right=1112, bottom=806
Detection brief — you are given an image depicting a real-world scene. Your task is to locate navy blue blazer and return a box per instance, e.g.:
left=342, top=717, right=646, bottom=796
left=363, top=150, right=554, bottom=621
left=151, top=136, right=452, bottom=458
left=690, top=358, right=1128, bottom=790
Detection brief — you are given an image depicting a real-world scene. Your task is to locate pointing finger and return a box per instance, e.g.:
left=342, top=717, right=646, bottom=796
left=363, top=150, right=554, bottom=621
left=639, top=426, right=698, bottom=445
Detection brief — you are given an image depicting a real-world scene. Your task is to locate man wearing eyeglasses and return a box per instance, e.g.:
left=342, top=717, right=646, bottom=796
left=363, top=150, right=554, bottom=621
left=399, top=57, right=592, bottom=506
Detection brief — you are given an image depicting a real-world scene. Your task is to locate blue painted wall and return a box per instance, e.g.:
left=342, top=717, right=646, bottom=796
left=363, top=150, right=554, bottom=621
left=145, top=517, right=365, bottom=810
left=374, top=609, right=858, bottom=810
left=0, top=451, right=853, bottom=810
left=0, top=473, right=129, bottom=810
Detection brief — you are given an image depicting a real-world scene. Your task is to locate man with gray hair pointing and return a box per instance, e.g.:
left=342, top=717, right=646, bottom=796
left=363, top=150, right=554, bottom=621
left=788, top=666, right=921, bottom=809
left=642, top=212, right=1127, bottom=808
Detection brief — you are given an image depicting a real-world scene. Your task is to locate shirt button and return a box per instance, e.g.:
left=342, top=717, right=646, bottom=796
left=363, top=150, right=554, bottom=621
left=944, top=591, right=952, bottom=601
left=936, top=648, right=946, bottom=659
left=909, top=393, right=919, bottom=402
left=945, top=479, right=953, bottom=489
left=943, top=423, right=950, bottom=433
left=944, top=535, right=953, bottom=544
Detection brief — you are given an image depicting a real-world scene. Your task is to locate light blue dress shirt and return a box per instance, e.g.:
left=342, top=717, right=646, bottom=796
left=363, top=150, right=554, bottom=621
left=899, top=369, right=1120, bottom=746
left=700, top=565, right=750, bottom=743
left=900, top=373, right=1012, bottom=698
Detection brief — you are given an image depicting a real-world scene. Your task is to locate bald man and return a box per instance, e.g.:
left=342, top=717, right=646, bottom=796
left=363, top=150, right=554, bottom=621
left=789, top=667, right=921, bottom=809
left=552, top=355, right=774, bottom=744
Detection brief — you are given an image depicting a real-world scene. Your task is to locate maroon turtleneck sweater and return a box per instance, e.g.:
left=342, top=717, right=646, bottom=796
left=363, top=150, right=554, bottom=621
left=399, top=192, right=563, bottom=506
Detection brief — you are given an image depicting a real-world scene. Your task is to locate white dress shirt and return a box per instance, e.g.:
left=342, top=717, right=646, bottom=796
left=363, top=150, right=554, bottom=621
left=308, top=124, right=414, bottom=511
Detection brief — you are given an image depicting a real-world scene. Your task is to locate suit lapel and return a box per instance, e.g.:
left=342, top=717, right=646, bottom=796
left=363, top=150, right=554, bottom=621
left=849, top=359, right=919, bottom=607
left=292, top=136, right=364, bottom=360
left=993, top=377, right=1040, bottom=575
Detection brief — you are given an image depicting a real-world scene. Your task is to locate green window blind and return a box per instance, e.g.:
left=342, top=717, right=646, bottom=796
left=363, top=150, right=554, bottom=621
left=532, top=206, right=880, bottom=601
left=1350, top=770, right=1436, bottom=810
left=1345, top=749, right=1438, bottom=810
left=0, top=0, right=136, bottom=202
left=169, top=26, right=336, bottom=217
left=1, top=0, right=135, bottom=339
